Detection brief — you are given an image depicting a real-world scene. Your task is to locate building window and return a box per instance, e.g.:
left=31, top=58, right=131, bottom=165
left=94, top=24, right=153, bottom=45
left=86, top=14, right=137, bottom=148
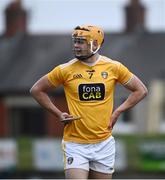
left=159, top=100, right=165, bottom=133
left=117, top=97, right=133, bottom=123
left=9, top=107, right=46, bottom=137
left=113, top=96, right=136, bottom=134
left=163, top=101, right=165, bottom=121
left=122, top=109, right=132, bottom=122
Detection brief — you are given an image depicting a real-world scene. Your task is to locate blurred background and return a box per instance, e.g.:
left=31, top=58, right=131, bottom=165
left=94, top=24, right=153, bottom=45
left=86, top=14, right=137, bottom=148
left=0, top=0, right=165, bottom=179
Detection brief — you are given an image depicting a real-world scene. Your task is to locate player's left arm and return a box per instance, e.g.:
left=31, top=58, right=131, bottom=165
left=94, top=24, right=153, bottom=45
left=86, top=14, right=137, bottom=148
left=109, top=75, right=148, bottom=129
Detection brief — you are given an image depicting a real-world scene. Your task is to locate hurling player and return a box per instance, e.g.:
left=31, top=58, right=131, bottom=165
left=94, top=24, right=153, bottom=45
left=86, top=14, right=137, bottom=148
left=30, top=25, right=148, bottom=179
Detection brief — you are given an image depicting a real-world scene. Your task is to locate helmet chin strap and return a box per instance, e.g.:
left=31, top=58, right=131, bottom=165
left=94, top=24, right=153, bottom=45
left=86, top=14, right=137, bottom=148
left=76, top=40, right=100, bottom=61
left=90, top=40, right=100, bottom=54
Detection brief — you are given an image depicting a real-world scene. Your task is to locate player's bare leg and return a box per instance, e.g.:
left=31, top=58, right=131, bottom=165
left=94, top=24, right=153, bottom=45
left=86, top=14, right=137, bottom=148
left=88, top=169, right=112, bottom=179
left=65, top=168, right=89, bottom=179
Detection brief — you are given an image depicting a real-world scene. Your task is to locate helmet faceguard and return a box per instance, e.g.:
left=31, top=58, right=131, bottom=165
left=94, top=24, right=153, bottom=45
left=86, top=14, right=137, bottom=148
left=72, top=25, right=104, bottom=60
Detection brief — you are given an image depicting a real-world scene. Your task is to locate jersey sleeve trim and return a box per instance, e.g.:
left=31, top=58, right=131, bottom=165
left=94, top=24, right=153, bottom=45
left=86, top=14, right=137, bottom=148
left=123, top=74, right=134, bottom=85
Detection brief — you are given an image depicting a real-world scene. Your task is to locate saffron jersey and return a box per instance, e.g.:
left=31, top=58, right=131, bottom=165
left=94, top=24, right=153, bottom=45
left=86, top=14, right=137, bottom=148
left=47, top=55, right=133, bottom=143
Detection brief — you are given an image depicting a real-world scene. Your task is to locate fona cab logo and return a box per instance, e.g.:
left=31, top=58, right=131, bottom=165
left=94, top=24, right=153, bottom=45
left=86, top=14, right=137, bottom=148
left=78, top=83, right=105, bottom=101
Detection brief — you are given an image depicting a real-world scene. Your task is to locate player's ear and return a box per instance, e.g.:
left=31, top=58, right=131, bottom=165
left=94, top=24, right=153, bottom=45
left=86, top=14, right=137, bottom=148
left=93, top=40, right=99, bottom=50
left=93, top=40, right=98, bottom=46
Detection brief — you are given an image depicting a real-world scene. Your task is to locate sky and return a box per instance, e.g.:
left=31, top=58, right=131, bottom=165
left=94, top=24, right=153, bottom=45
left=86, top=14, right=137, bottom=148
left=0, top=0, right=165, bottom=34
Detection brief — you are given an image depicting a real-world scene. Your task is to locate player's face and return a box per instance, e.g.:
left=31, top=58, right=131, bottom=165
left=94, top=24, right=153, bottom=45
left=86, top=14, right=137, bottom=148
left=72, top=37, right=92, bottom=60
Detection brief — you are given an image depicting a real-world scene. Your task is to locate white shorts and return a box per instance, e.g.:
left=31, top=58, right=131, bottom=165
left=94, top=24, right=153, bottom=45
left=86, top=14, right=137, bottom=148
left=62, top=136, right=115, bottom=174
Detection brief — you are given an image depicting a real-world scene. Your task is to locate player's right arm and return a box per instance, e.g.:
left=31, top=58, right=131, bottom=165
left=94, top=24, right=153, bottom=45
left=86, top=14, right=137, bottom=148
left=30, top=75, right=72, bottom=120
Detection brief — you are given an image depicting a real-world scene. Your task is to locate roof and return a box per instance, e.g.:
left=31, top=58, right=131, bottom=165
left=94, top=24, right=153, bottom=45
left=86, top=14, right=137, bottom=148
left=0, top=32, right=165, bottom=95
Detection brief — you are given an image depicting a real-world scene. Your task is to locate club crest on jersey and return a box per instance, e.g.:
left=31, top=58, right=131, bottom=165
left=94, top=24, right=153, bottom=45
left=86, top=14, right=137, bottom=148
left=67, top=157, right=73, bottom=165
left=78, top=83, right=105, bottom=101
left=101, top=72, right=108, bottom=79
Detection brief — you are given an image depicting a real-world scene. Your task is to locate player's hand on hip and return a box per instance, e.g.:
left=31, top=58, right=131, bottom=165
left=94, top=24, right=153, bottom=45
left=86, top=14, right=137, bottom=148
left=60, top=112, right=73, bottom=122
left=60, top=112, right=81, bottom=124
left=108, top=111, right=120, bottom=130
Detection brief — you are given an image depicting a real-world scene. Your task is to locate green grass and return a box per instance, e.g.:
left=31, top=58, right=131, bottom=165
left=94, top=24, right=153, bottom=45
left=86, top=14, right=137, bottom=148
left=17, top=137, right=33, bottom=170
